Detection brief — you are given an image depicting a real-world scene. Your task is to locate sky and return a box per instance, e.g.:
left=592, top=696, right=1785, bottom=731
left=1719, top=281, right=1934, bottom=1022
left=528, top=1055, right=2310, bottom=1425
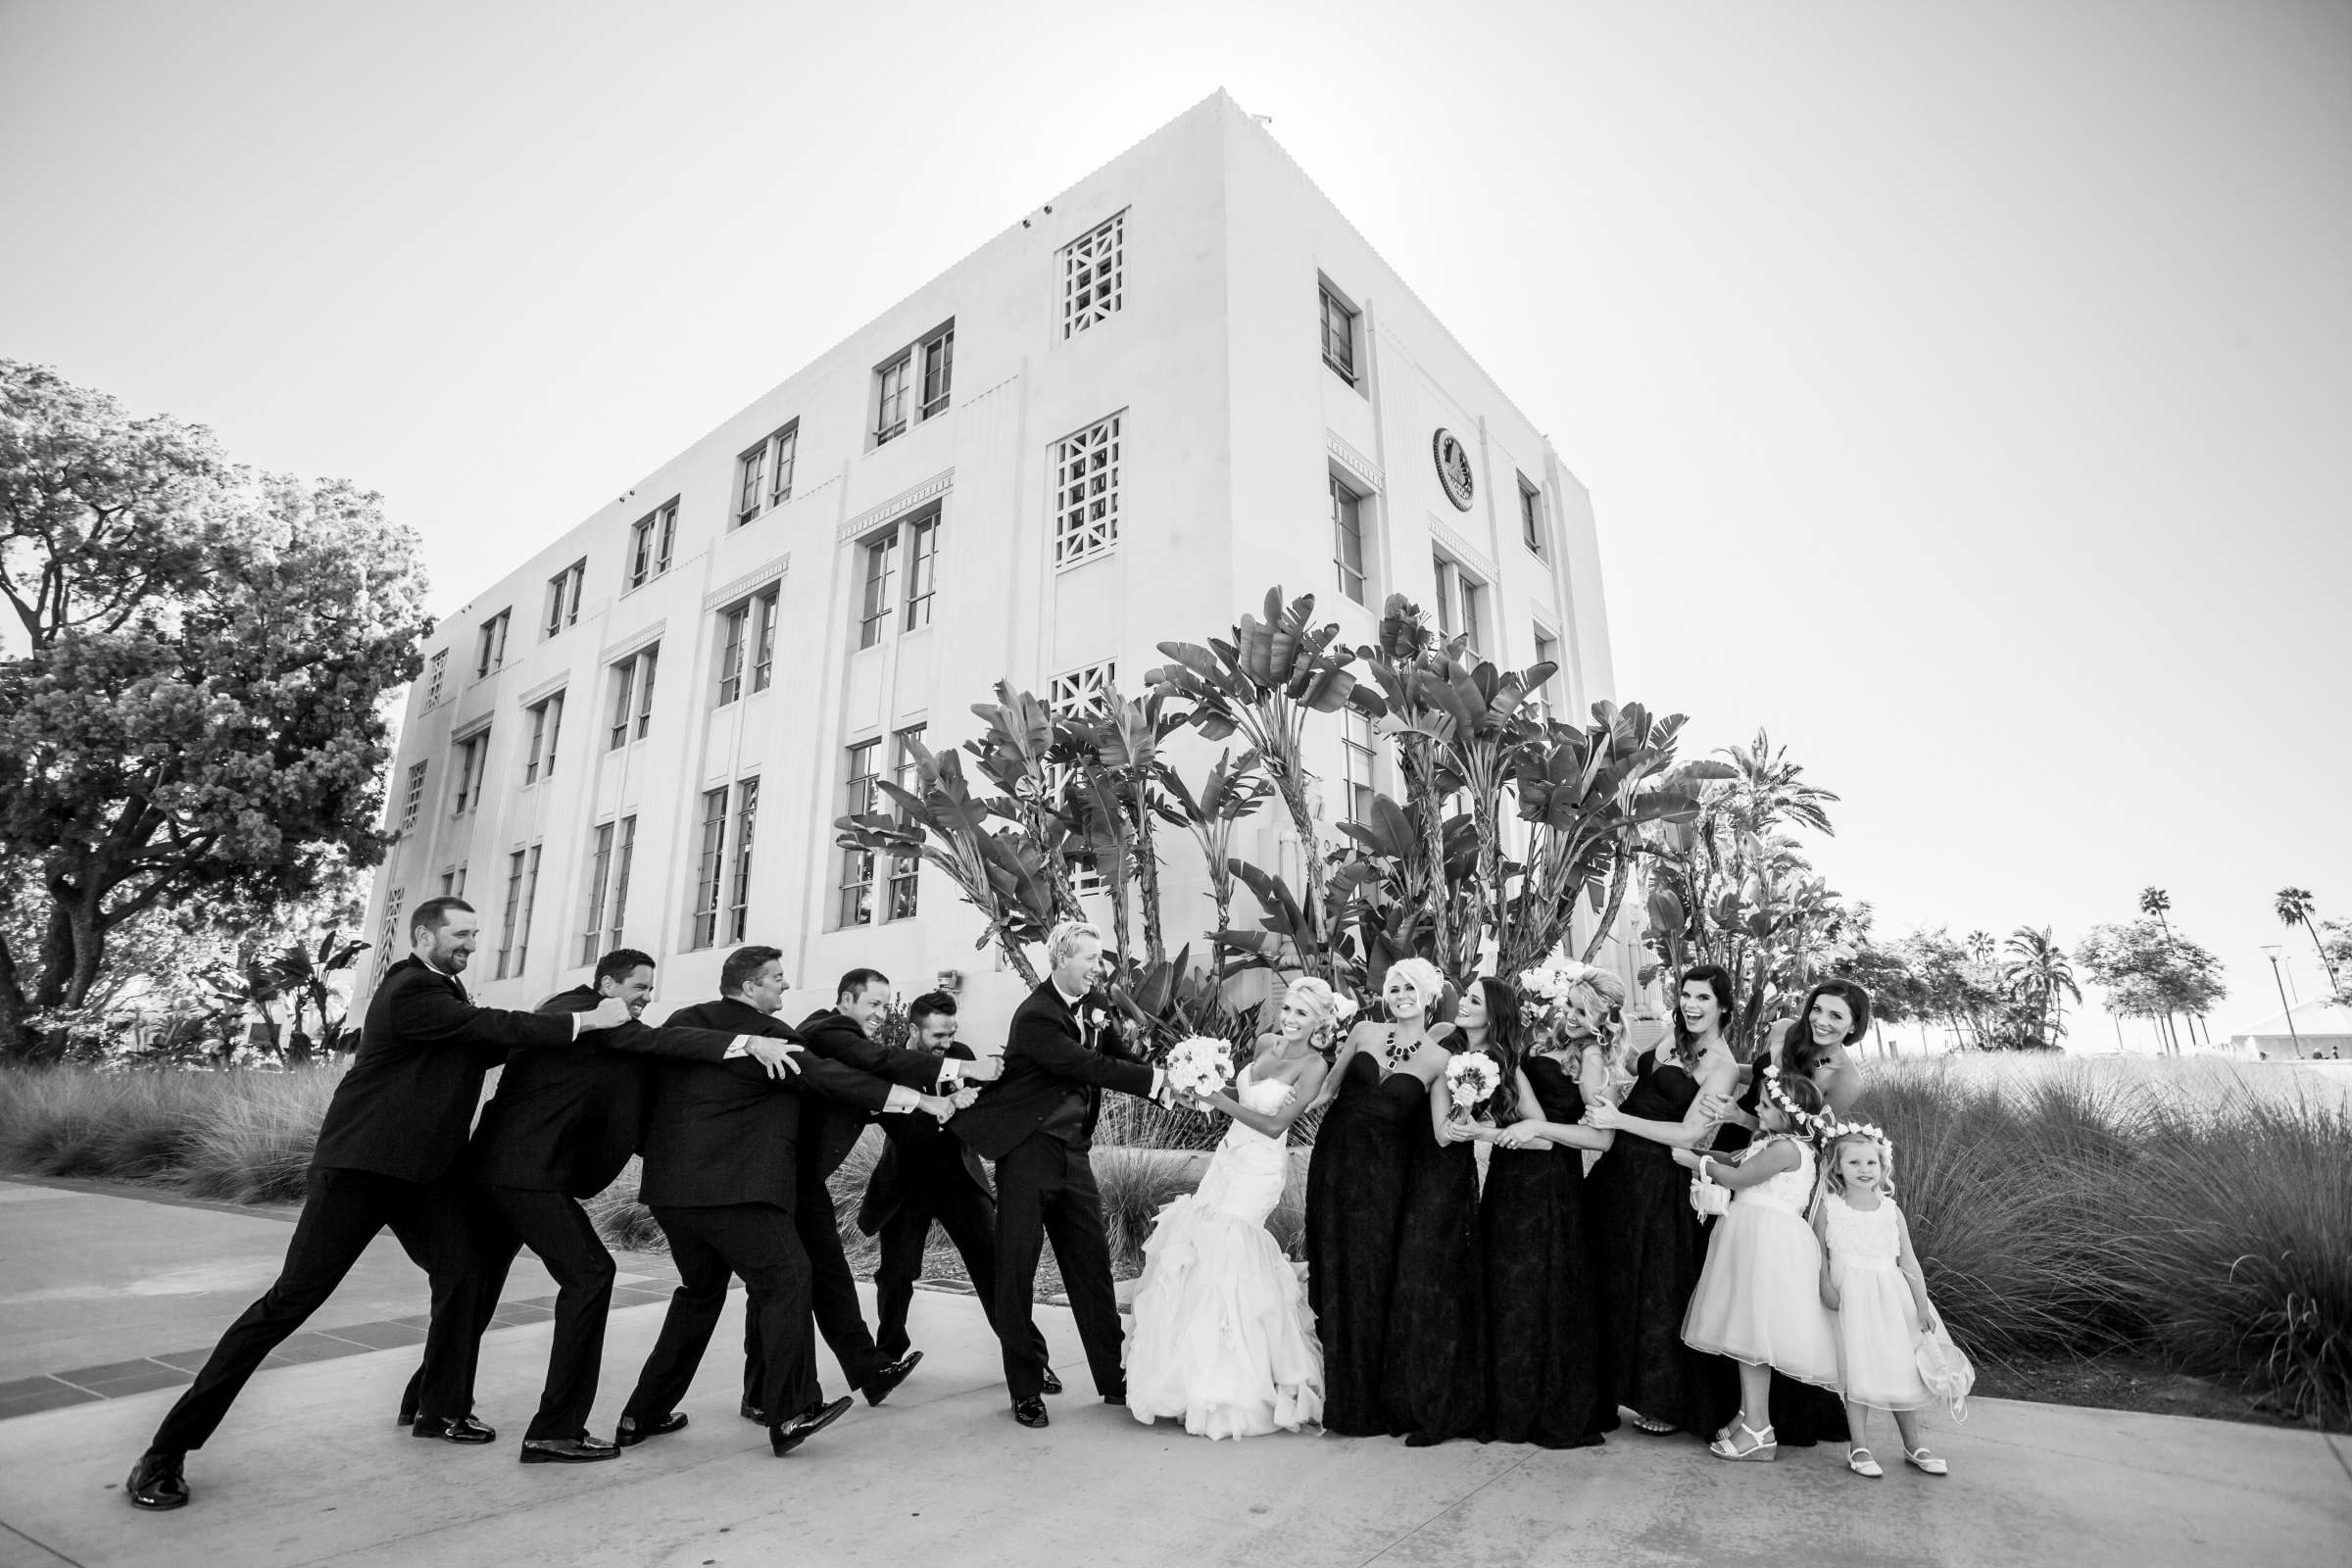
left=3, top=0, right=2345, bottom=1048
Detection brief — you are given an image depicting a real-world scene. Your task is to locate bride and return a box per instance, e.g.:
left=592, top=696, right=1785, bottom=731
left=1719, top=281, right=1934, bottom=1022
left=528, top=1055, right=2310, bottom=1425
left=1123, top=978, right=1337, bottom=1439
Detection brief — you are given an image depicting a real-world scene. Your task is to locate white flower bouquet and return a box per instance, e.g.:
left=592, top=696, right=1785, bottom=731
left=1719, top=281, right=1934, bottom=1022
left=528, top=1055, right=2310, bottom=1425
left=1164, top=1035, right=1235, bottom=1101
left=1444, top=1051, right=1501, bottom=1117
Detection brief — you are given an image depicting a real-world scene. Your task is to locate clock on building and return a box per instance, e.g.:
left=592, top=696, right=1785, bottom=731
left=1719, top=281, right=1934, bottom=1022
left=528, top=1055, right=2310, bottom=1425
left=1433, top=428, right=1474, bottom=511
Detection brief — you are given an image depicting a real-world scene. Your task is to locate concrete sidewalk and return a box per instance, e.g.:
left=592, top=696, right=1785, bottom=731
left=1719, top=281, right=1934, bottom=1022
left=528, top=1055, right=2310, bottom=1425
left=0, top=1281, right=2344, bottom=1567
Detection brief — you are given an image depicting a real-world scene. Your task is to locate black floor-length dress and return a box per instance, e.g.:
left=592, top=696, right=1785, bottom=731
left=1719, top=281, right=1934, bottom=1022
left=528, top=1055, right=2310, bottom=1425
left=1380, top=1115, right=1486, bottom=1445
left=1590, top=1047, right=1721, bottom=1435
left=1481, top=1054, right=1615, bottom=1447
left=1303, top=1052, right=1426, bottom=1436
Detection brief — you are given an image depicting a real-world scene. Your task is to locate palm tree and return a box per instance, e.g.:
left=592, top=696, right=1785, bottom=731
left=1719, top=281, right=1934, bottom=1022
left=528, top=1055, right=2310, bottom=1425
left=2002, top=925, right=2082, bottom=1048
left=1716, top=728, right=1840, bottom=839
left=2276, top=888, right=2341, bottom=998
left=2136, top=886, right=2189, bottom=1050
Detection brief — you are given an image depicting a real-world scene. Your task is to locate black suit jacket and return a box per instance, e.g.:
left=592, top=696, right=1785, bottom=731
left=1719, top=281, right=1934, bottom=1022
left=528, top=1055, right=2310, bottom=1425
left=952, top=982, right=1155, bottom=1161
left=634, top=999, right=895, bottom=1211
left=313, top=956, right=575, bottom=1184
left=856, top=1042, right=991, bottom=1236
left=466, top=986, right=743, bottom=1197
left=794, top=1008, right=954, bottom=1182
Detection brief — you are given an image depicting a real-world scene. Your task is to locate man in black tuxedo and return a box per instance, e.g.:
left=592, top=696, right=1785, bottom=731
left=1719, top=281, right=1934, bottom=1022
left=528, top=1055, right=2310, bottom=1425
left=392, top=947, right=796, bottom=1461
left=736, top=965, right=999, bottom=1416
left=855, top=990, right=1046, bottom=1374
left=614, top=946, right=972, bottom=1457
left=124, top=897, right=636, bottom=1510
left=953, top=921, right=1170, bottom=1429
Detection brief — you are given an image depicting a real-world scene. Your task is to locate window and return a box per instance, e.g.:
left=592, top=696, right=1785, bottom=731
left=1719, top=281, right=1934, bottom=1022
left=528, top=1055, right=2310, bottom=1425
left=874, top=354, right=910, bottom=445
left=1432, top=556, right=1484, bottom=655
left=888, top=728, right=924, bottom=919
left=626, top=501, right=678, bottom=590
left=523, top=693, right=564, bottom=784
left=514, top=845, right=542, bottom=976
left=858, top=529, right=900, bottom=649
left=1319, top=281, right=1358, bottom=384
left=1060, top=210, right=1125, bottom=338
left=690, top=782, right=758, bottom=950
left=578, top=815, right=635, bottom=964
left=452, top=730, right=491, bottom=814
left=725, top=777, right=759, bottom=945
left=438, top=864, right=466, bottom=899
left=1518, top=475, right=1545, bottom=557
left=424, top=651, right=447, bottom=706
left=1331, top=474, right=1367, bottom=605
left=716, top=588, right=779, bottom=705
left=1532, top=627, right=1559, bottom=724
left=496, top=851, right=526, bottom=978
left=373, top=889, right=405, bottom=986
left=904, top=511, right=939, bottom=630
left=717, top=602, right=750, bottom=706
left=544, top=561, right=585, bottom=638
left=398, top=761, right=427, bottom=835
left=608, top=645, right=659, bottom=748
left=1342, top=708, right=1379, bottom=826
left=920, top=325, right=955, bottom=418
left=474, top=611, right=511, bottom=678
left=837, top=740, right=882, bottom=927
left=1052, top=413, right=1122, bottom=566
left=736, top=422, right=798, bottom=526
left=1050, top=661, right=1117, bottom=720
left=751, top=587, right=778, bottom=693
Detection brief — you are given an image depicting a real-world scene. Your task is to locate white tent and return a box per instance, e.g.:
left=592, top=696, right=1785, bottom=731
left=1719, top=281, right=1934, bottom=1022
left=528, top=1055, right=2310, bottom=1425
left=2227, top=998, right=2352, bottom=1061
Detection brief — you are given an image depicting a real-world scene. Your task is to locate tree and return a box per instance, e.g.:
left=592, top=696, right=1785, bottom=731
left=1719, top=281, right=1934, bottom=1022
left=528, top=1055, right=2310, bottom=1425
left=0, top=362, right=431, bottom=1060
left=2002, top=925, right=2082, bottom=1049
left=2077, top=918, right=2228, bottom=1054
left=2275, top=888, right=2341, bottom=998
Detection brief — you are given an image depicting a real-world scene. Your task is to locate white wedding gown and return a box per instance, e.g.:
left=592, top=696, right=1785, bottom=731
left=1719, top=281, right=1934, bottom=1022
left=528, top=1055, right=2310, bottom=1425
left=1124, top=1063, right=1325, bottom=1439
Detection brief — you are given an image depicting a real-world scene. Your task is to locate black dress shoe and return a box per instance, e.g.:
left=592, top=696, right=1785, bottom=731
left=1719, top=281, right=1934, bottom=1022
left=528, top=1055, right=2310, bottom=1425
left=738, top=1398, right=764, bottom=1425
left=395, top=1410, right=416, bottom=1427
left=1041, top=1367, right=1063, bottom=1396
left=125, top=1449, right=188, bottom=1510
left=613, top=1412, right=688, bottom=1448
left=1012, top=1396, right=1050, bottom=1429
left=412, top=1414, right=497, bottom=1445
left=1102, top=1388, right=1127, bottom=1407
left=862, top=1349, right=923, bottom=1406
left=770, top=1396, right=853, bottom=1456
left=519, top=1435, right=620, bottom=1464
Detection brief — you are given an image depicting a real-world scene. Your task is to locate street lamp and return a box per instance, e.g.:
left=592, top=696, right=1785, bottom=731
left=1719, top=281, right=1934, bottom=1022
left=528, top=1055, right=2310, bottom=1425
left=2262, top=945, right=2303, bottom=1058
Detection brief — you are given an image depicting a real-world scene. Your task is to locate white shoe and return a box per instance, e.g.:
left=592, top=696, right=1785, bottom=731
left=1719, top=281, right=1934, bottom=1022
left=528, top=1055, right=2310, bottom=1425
left=1904, top=1445, right=1949, bottom=1476
left=1846, top=1446, right=1884, bottom=1478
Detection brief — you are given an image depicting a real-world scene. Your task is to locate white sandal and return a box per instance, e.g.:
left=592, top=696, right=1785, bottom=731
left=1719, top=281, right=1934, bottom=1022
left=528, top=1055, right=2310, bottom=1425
left=1904, top=1445, right=1949, bottom=1476
left=1708, top=1420, right=1778, bottom=1461
left=1846, top=1446, right=1884, bottom=1478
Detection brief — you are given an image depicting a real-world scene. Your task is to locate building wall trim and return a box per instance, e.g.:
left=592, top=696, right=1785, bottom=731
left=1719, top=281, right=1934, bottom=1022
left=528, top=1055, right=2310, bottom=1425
left=836, top=469, right=955, bottom=544
left=598, top=619, right=666, bottom=667
left=704, top=554, right=792, bottom=611
left=1326, top=428, right=1384, bottom=493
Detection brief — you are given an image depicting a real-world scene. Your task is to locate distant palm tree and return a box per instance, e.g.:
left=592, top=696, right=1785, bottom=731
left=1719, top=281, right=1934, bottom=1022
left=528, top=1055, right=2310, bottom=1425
left=1715, top=728, right=1840, bottom=839
left=2136, top=886, right=2192, bottom=1049
left=2276, top=888, right=2341, bottom=997
left=2003, top=925, right=2082, bottom=1048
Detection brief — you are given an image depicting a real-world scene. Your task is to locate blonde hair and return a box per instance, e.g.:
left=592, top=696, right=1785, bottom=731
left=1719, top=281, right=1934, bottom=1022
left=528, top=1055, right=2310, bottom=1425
left=1383, top=958, right=1446, bottom=1023
left=1045, top=920, right=1104, bottom=970
left=1566, top=969, right=1631, bottom=1076
left=1280, top=976, right=1343, bottom=1047
left=1822, top=1128, right=1897, bottom=1201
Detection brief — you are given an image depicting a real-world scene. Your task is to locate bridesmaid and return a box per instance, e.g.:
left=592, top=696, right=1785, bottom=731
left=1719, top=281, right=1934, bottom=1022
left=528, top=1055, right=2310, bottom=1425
left=1484, top=979, right=1618, bottom=1447
left=1301, top=958, right=1452, bottom=1437
left=1560, top=964, right=1632, bottom=1114
left=1586, top=963, right=1740, bottom=1436
left=1381, top=970, right=1503, bottom=1446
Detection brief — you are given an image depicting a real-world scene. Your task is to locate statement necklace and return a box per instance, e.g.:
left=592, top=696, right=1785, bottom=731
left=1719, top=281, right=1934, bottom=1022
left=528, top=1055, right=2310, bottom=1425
left=1382, top=1027, right=1420, bottom=1072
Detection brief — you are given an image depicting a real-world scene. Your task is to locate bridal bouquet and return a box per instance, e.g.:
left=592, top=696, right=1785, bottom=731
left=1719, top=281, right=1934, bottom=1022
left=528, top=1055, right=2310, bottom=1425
left=1164, top=1036, right=1235, bottom=1101
left=1445, top=1051, right=1501, bottom=1117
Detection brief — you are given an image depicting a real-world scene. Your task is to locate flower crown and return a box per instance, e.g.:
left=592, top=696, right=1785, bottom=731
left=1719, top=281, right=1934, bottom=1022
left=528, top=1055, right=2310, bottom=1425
left=1817, top=1116, right=1892, bottom=1152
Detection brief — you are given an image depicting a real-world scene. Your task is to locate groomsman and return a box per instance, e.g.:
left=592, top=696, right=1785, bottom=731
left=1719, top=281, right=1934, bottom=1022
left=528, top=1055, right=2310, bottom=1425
left=125, top=898, right=634, bottom=1510
left=953, top=922, right=1171, bottom=1429
left=615, top=947, right=968, bottom=1455
left=736, top=967, right=996, bottom=1417
left=392, top=949, right=794, bottom=1460
left=854, top=990, right=1047, bottom=1377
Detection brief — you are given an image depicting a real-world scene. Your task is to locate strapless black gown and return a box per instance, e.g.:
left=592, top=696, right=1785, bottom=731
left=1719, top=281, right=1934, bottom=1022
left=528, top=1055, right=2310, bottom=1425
left=1304, top=1052, right=1425, bottom=1436
left=1380, top=1114, right=1485, bottom=1445
left=1707, top=1058, right=1849, bottom=1446
left=1591, top=1048, right=1720, bottom=1435
left=1481, top=1054, right=1614, bottom=1447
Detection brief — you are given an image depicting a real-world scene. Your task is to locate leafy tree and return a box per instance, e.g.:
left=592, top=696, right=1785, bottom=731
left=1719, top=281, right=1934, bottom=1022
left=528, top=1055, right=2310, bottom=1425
left=2276, top=888, right=2342, bottom=998
left=2077, top=918, right=2228, bottom=1054
left=0, top=361, right=430, bottom=1058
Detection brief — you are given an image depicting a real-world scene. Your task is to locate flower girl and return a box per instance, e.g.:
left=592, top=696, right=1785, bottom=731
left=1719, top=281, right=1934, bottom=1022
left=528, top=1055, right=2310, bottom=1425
left=1815, top=1124, right=1950, bottom=1479
left=1672, top=1068, right=1839, bottom=1460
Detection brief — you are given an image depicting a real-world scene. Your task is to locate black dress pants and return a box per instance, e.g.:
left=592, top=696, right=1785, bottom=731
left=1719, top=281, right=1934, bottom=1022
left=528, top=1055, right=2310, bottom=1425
left=872, top=1169, right=1038, bottom=1363
left=151, top=1166, right=483, bottom=1452
left=397, top=1186, right=617, bottom=1440
left=624, top=1203, right=815, bottom=1429
left=991, top=1134, right=1124, bottom=1401
left=741, top=1172, right=881, bottom=1405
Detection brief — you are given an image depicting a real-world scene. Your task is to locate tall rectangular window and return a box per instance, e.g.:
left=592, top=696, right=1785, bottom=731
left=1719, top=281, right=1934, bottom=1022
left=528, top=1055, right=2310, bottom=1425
left=717, top=602, right=750, bottom=706
left=858, top=531, right=899, bottom=649
left=768, top=424, right=796, bottom=509
left=497, top=850, right=526, bottom=978
left=544, top=560, right=585, bottom=637
left=904, top=511, right=939, bottom=630
left=1332, top=475, right=1367, bottom=605
left=919, top=324, right=955, bottom=418
left=373, top=889, right=405, bottom=986
left=837, top=740, right=881, bottom=927
left=523, top=693, right=564, bottom=784
left=751, top=587, right=778, bottom=692
left=874, top=354, right=910, bottom=445
left=1319, top=281, right=1358, bottom=384
left=608, top=645, right=658, bottom=748
left=1342, top=708, right=1379, bottom=825
left=424, top=651, right=448, bottom=705
left=1433, top=556, right=1456, bottom=638
left=1432, top=556, right=1485, bottom=656
left=887, top=727, right=925, bottom=918
left=737, top=440, right=765, bottom=526
left=452, top=730, right=490, bottom=814
left=1518, top=475, right=1545, bottom=556
left=1460, top=578, right=1484, bottom=656
left=1053, top=413, right=1122, bottom=566
left=608, top=814, right=635, bottom=952
left=1532, top=627, right=1559, bottom=724
left=725, top=777, right=759, bottom=945
left=736, top=422, right=798, bottom=526
left=398, top=761, right=427, bottom=834
left=514, top=845, right=541, bottom=976
left=1059, top=211, right=1125, bottom=338
left=474, top=610, right=511, bottom=678
left=690, top=787, right=729, bottom=949
left=578, top=816, right=634, bottom=964
left=626, top=501, right=677, bottom=590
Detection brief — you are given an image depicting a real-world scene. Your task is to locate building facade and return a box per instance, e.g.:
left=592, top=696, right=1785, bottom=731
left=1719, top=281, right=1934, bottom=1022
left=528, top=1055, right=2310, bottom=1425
left=360, top=92, right=1620, bottom=1035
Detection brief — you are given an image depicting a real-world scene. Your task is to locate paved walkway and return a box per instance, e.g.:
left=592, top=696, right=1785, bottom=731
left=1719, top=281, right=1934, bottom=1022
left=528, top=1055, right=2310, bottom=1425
left=0, top=1181, right=2345, bottom=1567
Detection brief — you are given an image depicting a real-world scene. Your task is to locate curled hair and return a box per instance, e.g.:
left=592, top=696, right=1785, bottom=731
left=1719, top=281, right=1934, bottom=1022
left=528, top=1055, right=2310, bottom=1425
left=1822, top=1128, right=1897, bottom=1201
left=1671, top=963, right=1736, bottom=1066
left=1783, top=978, right=1873, bottom=1079
left=1470, top=976, right=1525, bottom=1124
left=1383, top=957, right=1446, bottom=1024
left=1563, top=968, right=1630, bottom=1078
left=1280, top=976, right=1343, bottom=1054
left=1046, top=920, right=1104, bottom=970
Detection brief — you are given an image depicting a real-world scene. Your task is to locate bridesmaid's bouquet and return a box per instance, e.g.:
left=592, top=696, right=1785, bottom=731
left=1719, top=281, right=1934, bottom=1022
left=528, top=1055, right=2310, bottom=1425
left=1165, top=1036, right=1235, bottom=1101
left=1444, top=1051, right=1501, bottom=1118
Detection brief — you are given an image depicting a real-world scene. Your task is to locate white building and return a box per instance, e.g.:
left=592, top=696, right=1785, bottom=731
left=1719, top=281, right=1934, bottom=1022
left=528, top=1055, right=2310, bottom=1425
left=360, top=91, right=1619, bottom=1036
